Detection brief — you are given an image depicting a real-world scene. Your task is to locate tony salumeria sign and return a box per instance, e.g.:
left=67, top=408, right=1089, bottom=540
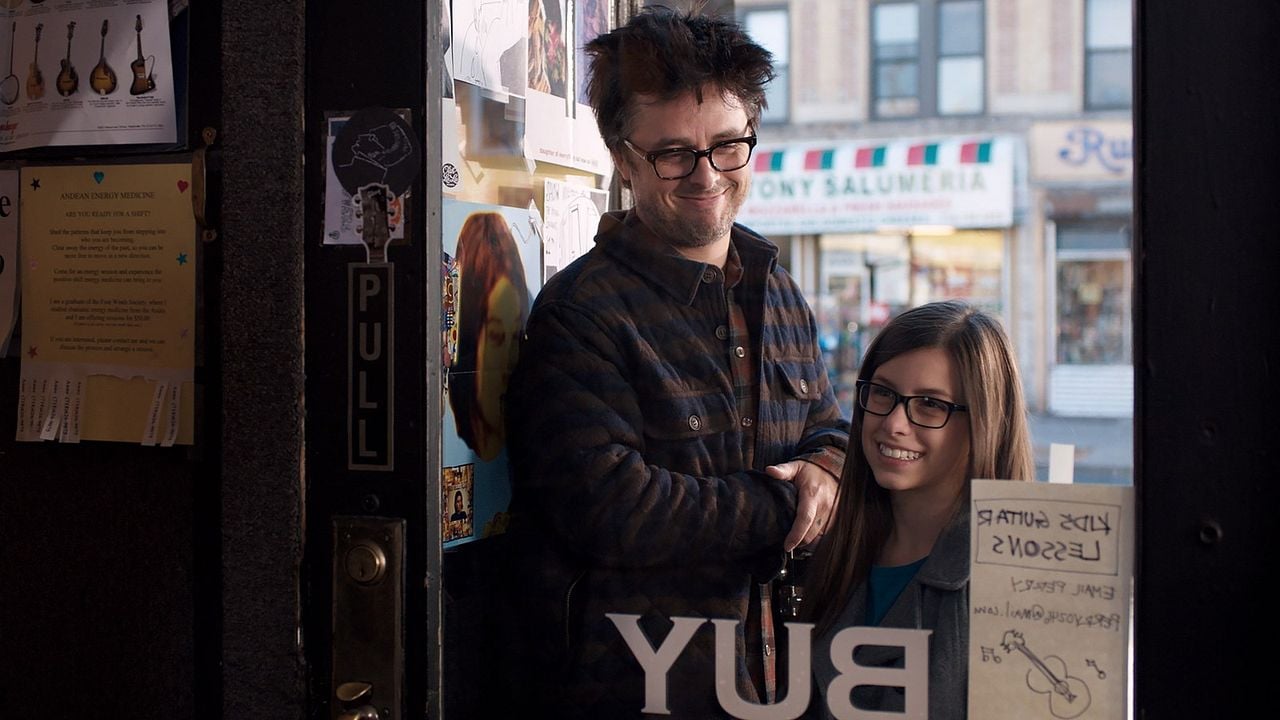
left=737, top=136, right=1016, bottom=235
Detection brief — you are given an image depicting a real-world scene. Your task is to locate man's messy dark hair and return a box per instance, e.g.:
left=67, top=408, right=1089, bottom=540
left=583, top=4, right=775, bottom=152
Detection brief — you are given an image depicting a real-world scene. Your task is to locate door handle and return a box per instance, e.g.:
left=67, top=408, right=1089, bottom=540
left=336, top=681, right=373, bottom=703
left=335, top=681, right=380, bottom=720
left=190, top=125, right=219, bottom=243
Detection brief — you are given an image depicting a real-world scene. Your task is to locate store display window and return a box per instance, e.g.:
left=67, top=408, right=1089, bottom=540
left=1055, top=221, right=1131, bottom=365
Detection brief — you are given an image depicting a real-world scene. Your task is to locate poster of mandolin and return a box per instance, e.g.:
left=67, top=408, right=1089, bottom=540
left=0, top=0, right=175, bottom=152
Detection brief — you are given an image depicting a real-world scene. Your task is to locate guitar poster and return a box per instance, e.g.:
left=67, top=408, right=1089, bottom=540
left=16, top=163, right=195, bottom=445
left=969, top=480, right=1134, bottom=720
left=0, top=0, right=176, bottom=152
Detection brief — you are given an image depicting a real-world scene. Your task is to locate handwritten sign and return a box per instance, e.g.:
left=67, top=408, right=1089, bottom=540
left=541, top=178, right=605, bottom=281
left=969, top=480, right=1134, bottom=720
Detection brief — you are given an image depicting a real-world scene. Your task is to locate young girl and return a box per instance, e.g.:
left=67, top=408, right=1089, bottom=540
left=803, top=300, right=1035, bottom=719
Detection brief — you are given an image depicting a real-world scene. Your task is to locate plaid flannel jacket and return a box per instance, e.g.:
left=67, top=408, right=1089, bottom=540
left=501, top=211, right=850, bottom=718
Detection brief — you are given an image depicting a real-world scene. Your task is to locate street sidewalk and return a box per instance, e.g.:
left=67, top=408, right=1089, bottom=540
left=1029, top=413, right=1133, bottom=485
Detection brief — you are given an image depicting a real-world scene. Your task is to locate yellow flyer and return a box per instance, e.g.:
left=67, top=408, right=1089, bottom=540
left=17, top=163, right=195, bottom=445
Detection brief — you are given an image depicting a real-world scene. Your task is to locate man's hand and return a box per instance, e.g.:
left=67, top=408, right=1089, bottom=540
left=766, top=460, right=838, bottom=552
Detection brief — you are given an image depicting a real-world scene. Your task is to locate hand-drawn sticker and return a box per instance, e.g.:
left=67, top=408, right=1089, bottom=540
left=441, top=162, right=460, bottom=189
left=331, top=107, right=421, bottom=198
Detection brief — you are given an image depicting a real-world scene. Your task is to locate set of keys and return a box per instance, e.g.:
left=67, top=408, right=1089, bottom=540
left=776, top=549, right=810, bottom=620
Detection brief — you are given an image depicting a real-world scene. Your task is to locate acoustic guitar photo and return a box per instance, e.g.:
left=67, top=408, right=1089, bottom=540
left=1, top=22, right=20, bottom=106
left=56, top=21, right=77, bottom=96
left=129, top=14, right=154, bottom=95
left=89, top=18, right=117, bottom=95
left=26, top=23, right=44, bottom=101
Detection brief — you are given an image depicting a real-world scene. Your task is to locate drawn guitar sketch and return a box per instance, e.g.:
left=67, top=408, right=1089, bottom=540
left=559, top=194, right=601, bottom=260
left=1001, top=629, right=1093, bottom=719
left=56, top=21, right=78, bottom=96
left=453, top=0, right=526, bottom=94
left=90, top=19, right=117, bottom=95
left=26, top=22, right=44, bottom=100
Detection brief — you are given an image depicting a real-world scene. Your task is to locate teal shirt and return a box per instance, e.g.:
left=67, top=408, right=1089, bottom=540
left=811, top=511, right=972, bottom=720
left=866, top=556, right=928, bottom=625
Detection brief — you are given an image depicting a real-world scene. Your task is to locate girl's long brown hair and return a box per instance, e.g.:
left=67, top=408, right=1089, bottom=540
left=803, top=300, right=1035, bottom=636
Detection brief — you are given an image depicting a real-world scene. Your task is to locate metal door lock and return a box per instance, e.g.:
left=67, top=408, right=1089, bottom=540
left=345, top=543, right=386, bottom=585
left=332, top=518, right=403, bottom=720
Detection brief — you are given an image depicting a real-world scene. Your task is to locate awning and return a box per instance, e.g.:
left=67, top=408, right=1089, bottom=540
left=737, top=136, right=1017, bottom=236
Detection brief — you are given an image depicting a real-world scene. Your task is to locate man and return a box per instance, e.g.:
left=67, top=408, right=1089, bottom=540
left=500, top=7, right=849, bottom=717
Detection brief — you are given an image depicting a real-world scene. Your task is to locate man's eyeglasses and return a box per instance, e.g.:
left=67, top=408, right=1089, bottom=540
left=622, top=135, right=758, bottom=180
left=855, top=380, right=968, bottom=429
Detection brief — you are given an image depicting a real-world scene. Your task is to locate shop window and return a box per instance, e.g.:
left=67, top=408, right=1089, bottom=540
left=816, top=234, right=909, bottom=411
left=909, top=230, right=1004, bottom=312
left=815, top=231, right=1003, bottom=411
left=872, top=0, right=985, bottom=118
left=1055, top=222, right=1132, bottom=365
left=1085, top=0, right=1132, bottom=110
left=742, top=7, right=790, bottom=124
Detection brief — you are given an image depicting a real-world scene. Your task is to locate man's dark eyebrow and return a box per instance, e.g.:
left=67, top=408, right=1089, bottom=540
left=646, top=126, right=754, bottom=149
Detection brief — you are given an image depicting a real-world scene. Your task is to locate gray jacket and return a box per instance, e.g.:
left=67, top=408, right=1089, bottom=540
left=807, top=510, right=970, bottom=720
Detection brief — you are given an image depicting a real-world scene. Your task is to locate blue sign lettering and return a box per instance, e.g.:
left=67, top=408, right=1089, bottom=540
left=1058, top=126, right=1132, bottom=175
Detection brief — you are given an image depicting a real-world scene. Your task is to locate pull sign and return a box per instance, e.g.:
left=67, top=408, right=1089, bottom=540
left=349, top=263, right=394, bottom=471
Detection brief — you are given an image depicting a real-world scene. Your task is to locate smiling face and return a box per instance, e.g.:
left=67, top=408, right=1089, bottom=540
left=614, top=87, right=752, bottom=259
left=861, top=346, right=972, bottom=508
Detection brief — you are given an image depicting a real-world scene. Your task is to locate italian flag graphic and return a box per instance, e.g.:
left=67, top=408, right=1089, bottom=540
left=754, top=150, right=785, bottom=172
left=804, top=149, right=835, bottom=170
left=906, top=143, right=940, bottom=166
left=960, top=140, right=993, bottom=164
left=855, top=146, right=887, bottom=168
